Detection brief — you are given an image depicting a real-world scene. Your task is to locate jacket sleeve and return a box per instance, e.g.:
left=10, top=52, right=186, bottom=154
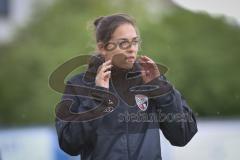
left=55, top=81, right=110, bottom=156
left=146, top=75, right=198, bottom=147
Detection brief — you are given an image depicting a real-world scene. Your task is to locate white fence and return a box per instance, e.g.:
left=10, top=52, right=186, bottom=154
left=161, top=119, right=240, bottom=160
left=0, top=119, right=240, bottom=160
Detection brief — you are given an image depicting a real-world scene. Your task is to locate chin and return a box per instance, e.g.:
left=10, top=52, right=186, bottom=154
left=124, top=63, right=134, bottom=69
left=116, top=60, right=135, bottom=69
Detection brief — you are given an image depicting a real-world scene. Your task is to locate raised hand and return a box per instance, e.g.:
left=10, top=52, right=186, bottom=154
left=95, top=59, right=113, bottom=89
left=139, top=55, right=161, bottom=83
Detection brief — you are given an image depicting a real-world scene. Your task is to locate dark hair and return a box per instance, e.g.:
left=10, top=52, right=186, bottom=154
left=93, top=13, right=139, bottom=44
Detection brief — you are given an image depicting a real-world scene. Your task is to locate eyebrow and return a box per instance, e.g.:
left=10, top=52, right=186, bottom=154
left=115, top=36, right=139, bottom=41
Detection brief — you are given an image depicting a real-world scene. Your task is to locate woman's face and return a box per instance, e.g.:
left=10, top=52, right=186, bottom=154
left=98, top=23, right=139, bottom=69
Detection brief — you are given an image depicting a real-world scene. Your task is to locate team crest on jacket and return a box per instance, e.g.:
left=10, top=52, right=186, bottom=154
left=135, top=94, right=148, bottom=111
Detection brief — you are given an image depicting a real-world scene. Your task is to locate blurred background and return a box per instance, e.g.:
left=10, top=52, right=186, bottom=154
left=0, top=0, right=240, bottom=159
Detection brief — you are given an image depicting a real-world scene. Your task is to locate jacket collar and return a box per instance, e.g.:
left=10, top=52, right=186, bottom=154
left=83, top=54, right=142, bottom=84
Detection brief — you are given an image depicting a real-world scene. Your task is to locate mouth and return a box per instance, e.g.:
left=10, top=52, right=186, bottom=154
left=126, top=56, right=135, bottom=62
left=112, top=53, right=136, bottom=63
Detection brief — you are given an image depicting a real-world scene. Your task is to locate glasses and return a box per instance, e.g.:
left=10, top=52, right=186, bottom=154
left=103, top=38, right=141, bottom=51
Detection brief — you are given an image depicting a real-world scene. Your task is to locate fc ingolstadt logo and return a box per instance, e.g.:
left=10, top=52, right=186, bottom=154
left=135, top=94, right=148, bottom=111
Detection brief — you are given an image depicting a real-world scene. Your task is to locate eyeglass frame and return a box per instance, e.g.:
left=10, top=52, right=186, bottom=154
left=102, top=37, right=141, bottom=51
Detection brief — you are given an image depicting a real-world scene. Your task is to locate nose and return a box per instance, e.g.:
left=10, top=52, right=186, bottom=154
left=126, top=43, right=137, bottom=54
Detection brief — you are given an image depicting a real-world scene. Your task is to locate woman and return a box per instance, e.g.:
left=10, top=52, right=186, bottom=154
left=55, top=13, right=198, bottom=160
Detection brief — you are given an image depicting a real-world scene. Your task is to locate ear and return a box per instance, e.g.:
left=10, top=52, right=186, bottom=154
left=97, top=42, right=106, bottom=56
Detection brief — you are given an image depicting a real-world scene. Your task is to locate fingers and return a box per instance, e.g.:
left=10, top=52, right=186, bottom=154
left=102, top=60, right=112, bottom=79
left=102, top=70, right=111, bottom=79
left=139, top=55, right=159, bottom=69
left=140, top=55, right=154, bottom=64
left=138, top=55, right=160, bottom=76
left=103, top=63, right=113, bottom=72
left=98, top=59, right=112, bottom=73
left=103, top=59, right=112, bottom=66
left=97, top=59, right=113, bottom=80
left=138, top=56, right=150, bottom=69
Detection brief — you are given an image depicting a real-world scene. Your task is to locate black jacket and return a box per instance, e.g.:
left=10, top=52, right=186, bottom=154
left=55, top=54, right=198, bottom=160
